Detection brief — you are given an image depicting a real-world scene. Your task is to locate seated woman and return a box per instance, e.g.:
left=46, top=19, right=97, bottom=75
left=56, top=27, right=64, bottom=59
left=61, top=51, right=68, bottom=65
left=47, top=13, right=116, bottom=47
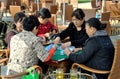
left=6, top=15, right=57, bottom=78
left=37, top=8, right=58, bottom=41
left=64, top=18, right=114, bottom=79
left=6, top=12, right=26, bottom=49
left=54, top=8, right=89, bottom=49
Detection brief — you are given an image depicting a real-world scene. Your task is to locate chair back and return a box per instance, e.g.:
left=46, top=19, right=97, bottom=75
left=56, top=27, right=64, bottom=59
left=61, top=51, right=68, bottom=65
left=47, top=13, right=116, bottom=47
left=108, top=39, right=120, bottom=79
left=101, top=11, right=110, bottom=21
left=70, top=0, right=78, bottom=9
left=60, top=4, right=73, bottom=22
left=83, top=8, right=97, bottom=21
left=106, top=1, right=112, bottom=11
left=117, top=3, right=120, bottom=11
left=50, top=5, right=58, bottom=14
left=101, top=11, right=111, bottom=35
left=91, top=0, right=96, bottom=8
left=9, top=5, right=21, bottom=19
left=109, top=3, right=120, bottom=18
left=49, top=14, right=57, bottom=26
left=29, top=2, right=37, bottom=12
left=65, top=5, right=73, bottom=21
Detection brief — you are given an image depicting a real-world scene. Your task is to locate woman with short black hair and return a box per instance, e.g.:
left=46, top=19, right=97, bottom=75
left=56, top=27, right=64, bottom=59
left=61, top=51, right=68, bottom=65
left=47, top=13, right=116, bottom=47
left=7, top=15, right=57, bottom=78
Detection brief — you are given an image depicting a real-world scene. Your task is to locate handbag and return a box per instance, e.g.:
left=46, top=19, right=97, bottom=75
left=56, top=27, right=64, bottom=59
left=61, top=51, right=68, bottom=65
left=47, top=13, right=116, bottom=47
left=22, top=67, right=40, bottom=79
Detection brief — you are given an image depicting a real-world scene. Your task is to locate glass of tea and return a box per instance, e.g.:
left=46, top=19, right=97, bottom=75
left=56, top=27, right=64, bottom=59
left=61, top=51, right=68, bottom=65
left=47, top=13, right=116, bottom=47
left=56, top=68, right=64, bottom=79
left=70, top=68, right=78, bottom=79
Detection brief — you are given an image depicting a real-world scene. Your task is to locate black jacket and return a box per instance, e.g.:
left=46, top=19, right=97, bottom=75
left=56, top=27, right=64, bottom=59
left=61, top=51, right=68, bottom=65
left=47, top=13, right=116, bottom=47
left=69, top=30, right=114, bottom=70
left=58, top=22, right=89, bottom=48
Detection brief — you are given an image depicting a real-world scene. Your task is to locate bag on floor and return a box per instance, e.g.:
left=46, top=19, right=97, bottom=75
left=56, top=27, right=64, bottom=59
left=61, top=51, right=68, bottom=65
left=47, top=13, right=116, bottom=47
left=22, top=67, right=40, bottom=79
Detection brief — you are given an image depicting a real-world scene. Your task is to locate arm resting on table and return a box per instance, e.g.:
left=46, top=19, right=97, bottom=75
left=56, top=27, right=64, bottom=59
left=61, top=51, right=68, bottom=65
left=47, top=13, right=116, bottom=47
left=45, top=47, right=56, bottom=62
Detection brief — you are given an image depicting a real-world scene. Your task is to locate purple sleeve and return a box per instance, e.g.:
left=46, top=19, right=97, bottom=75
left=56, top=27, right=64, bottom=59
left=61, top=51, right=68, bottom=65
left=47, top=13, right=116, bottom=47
left=6, top=31, right=16, bottom=49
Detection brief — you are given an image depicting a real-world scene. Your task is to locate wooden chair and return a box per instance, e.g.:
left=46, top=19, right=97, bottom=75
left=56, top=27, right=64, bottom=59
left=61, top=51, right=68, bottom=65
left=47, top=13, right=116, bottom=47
left=0, top=49, right=10, bottom=75
left=29, top=2, right=37, bottom=13
left=41, top=0, right=53, bottom=10
left=50, top=5, right=58, bottom=14
left=91, top=0, right=96, bottom=8
left=72, top=39, right=120, bottom=79
left=60, top=4, right=73, bottom=22
left=9, top=5, right=21, bottom=19
left=41, top=0, right=53, bottom=3
left=0, top=65, right=42, bottom=79
left=65, top=5, right=73, bottom=21
left=56, top=0, right=69, bottom=4
left=109, top=3, right=120, bottom=20
left=82, top=8, right=97, bottom=21
left=101, top=11, right=111, bottom=35
left=22, top=0, right=31, bottom=9
left=117, top=2, right=120, bottom=11
left=70, top=0, right=78, bottom=9
left=0, top=0, right=21, bottom=10
left=101, top=11, right=110, bottom=21
left=0, top=49, right=9, bottom=64
left=49, top=14, right=57, bottom=26
left=0, top=58, right=8, bottom=75
left=106, top=1, right=112, bottom=11
left=108, top=3, right=120, bottom=35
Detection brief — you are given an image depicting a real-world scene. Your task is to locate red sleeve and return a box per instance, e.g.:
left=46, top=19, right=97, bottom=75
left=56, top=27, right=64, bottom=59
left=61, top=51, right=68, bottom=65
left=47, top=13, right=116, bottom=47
left=44, top=47, right=56, bottom=62
left=37, top=34, right=45, bottom=37
left=48, top=21, right=58, bottom=32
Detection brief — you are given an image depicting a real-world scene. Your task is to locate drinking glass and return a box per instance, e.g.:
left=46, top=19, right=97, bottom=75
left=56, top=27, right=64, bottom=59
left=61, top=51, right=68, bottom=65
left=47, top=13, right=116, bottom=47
left=56, top=68, right=64, bottom=79
left=70, top=69, right=78, bottom=79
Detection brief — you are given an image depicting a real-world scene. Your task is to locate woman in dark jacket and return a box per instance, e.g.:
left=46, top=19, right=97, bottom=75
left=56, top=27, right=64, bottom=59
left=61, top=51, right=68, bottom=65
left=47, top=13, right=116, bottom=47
left=54, top=8, right=89, bottom=48
left=65, top=18, right=114, bottom=79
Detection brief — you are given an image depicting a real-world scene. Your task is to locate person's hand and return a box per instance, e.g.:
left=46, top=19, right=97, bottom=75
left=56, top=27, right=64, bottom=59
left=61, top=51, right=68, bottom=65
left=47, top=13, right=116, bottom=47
left=72, top=48, right=82, bottom=53
left=64, top=48, right=71, bottom=56
left=45, top=33, right=50, bottom=38
left=52, top=44, right=57, bottom=49
left=61, top=41, right=71, bottom=49
left=53, top=37, right=60, bottom=44
left=52, top=30, right=57, bottom=34
left=40, top=36, right=46, bottom=43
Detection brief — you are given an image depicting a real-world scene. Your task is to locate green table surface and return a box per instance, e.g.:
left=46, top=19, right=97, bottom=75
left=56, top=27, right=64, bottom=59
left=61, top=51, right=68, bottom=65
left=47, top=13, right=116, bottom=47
left=51, top=49, right=68, bottom=61
left=45, top=44, right=82, bottom=62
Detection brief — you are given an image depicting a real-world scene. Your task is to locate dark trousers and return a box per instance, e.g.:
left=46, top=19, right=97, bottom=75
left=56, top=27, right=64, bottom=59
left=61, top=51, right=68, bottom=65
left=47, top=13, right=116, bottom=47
left=38, top=60, right=49, bottom=74
left=95, top=74, right=108, bottom=79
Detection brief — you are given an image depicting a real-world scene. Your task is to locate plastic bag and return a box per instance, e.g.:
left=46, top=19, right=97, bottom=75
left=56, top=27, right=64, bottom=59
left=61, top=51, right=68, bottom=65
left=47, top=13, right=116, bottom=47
left=22, top=67, right=40, bottom=79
